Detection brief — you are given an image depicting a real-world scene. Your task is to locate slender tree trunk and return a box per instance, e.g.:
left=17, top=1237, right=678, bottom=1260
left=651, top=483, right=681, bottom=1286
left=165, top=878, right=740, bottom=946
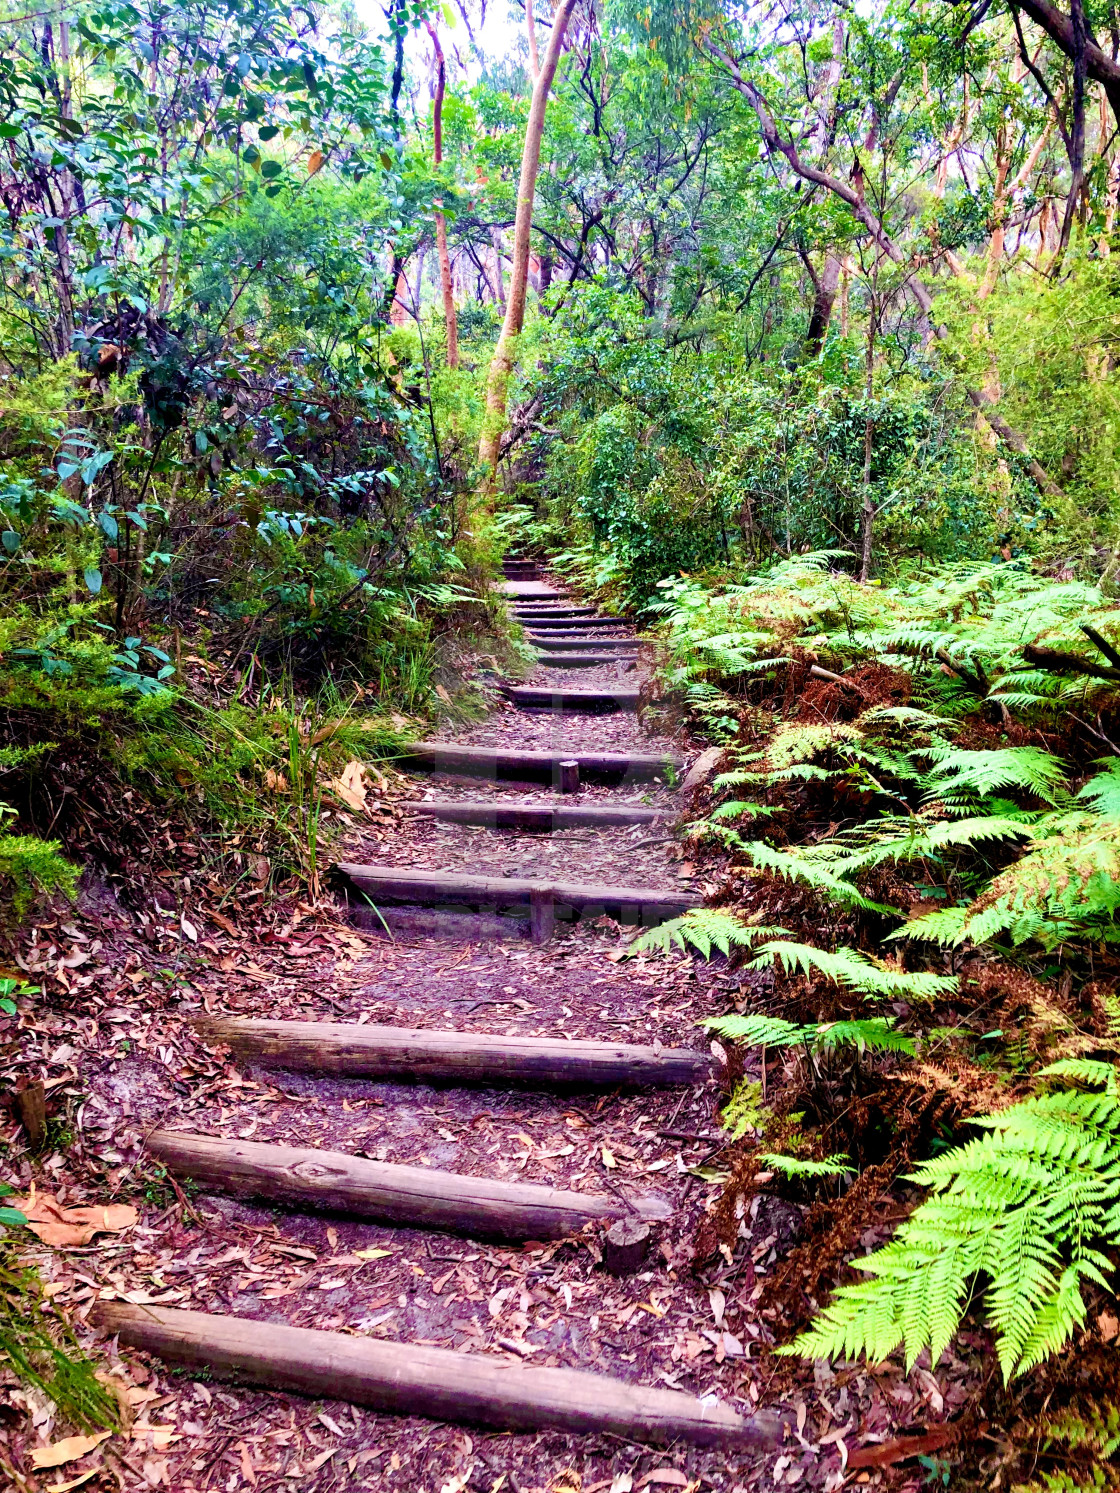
left=1058, top=0, right=1089, bottom=257
left=426, top=22, right=459, bottom=368
left=525, top=0, right=540, bottom=81
left=858, top=297, right=878, bottom=582
left=479, top=0, right=578, bottom=482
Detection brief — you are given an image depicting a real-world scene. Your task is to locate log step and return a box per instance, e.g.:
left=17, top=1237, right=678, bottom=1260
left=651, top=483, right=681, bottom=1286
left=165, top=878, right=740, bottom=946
left=495, top=582, right=562, bottom=598
left=147, top=1130, right=669, bottom=1240
left=95, top=1304, right=783, bottom=1449
left=514, top=606, right=596, bottom=617
left=530, top=636, right=638, bottom=652
left=522, top=616, right=628, bottom=629
left=406, top=799, right=668, bottom=829
left=337, top=863, right=696, bottom=924
left=197, top=1017, right=707, bottom=1087
left=502, top=686, right=640, bottom=712
left=396, top=742, right=680, bottom=783
left=538, top=654, right=637, bottom=669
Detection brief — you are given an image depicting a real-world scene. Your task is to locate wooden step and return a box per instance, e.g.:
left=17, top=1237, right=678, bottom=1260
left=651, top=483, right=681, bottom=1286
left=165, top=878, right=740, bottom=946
left=495, top=581, right=562, bottom=598
left=96, top=1304, right=784, bottom=1448
left=406, top=799, right=668, bottom=830
left=522, top=616, right=628, bottom=629
left=514, top=605, right=596, bottom=616
left=197, top=1017, right=707, bottom=1087
left=502, top=685, right=640, bottom=712
left=147, top=1131, right=670, bottom=1240
left=538, top=654, right=637, bottom=668
left=396, top=742, right=680, bottom=783
left=530, top=636, right=638, bottom=652
left=337, top=862, right=696, bottom=924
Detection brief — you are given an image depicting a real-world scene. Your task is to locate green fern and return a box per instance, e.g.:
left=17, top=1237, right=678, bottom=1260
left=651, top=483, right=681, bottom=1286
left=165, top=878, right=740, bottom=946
left=783, top=1080, right=1120, bottom=1380
left=704, top=1010, right=916, bottom=1057
left=746, top=940, right=957, bottom=1000
left=628, top=910, right=789, bottom=959
left=760, top=1152, right=854, bottom=1178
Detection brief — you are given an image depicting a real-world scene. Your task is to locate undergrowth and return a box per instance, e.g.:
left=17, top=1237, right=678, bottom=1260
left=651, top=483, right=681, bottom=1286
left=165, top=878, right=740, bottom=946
left=633, top=553, right=1120, bottom=1434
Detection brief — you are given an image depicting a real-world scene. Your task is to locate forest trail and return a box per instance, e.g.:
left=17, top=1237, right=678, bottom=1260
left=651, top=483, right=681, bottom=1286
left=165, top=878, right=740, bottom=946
left=72, top=563, right=796, bottom=1492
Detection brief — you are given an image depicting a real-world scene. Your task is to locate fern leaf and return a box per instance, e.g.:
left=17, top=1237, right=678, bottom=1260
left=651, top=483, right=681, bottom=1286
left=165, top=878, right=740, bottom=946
left=748, top=940, right=958, bottom=999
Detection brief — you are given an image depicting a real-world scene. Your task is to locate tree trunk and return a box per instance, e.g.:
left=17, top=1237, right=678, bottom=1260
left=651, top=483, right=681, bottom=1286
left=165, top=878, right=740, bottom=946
left=479, top=0, right=579, bottom=483
left=426, top=23, right=459, bottom=368
left=804, top=251, right=841, bottom=357
left=525, top=0, right=540, bottom=81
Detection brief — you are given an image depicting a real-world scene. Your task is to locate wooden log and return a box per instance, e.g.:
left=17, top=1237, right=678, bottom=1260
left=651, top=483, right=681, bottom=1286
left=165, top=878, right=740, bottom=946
left=522, top=616, right=628, bottom=629
left=405, top=800, right=668, bottom=830
left=197, top=1017, right=708, bottom=1088
left=95, top=1304, right=784, bottom=1448
left=536, top=654, right=637, bottom=669
left=558, top=759, right=580, bottom=794
left=530, top=637, right=637, bottom=651
left=336, top=862, right=696, bottom=924
left=146, top=1131, right=670, bottom=1239
left=495, top=581, right=561, bottom=598
left=530, top=886, right=555, bottom=944
left=396, top=742, right=681, bottom=784
left=603, top=1217, right=649, bottom=1275
left=503, top=687, right=639, bottom=713
left=16, top=1081, right=46, bottom=1146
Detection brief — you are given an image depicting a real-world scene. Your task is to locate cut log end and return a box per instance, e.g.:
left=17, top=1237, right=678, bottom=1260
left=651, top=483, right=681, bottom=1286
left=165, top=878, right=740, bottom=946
left=603, top=1216, right=650, bottom=1275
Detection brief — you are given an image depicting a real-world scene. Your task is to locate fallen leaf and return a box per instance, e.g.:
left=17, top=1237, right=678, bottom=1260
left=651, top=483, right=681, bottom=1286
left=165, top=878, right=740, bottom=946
left=307, top=1448, right=338, bottom=1472
left=14, top=1189, right=138, bottom=1248
left=640, top=1473, right=690, bottom=1489
left=1100, top=1310, right=1119, bottom=1343
left=847, top=1425, right=956, bottom=1471
left=354, top=1247, right=393, bottom=1261
left=48, top=1472, right=101, bottom=1493
left=601, top=1146, right=617, bottom=1169
left=708, top=1287, right=725, bottom=1327
left=329, top=759, right=369, bottom=813
left=31, top=1432, right=111, bottom=1469
left=179, top=916, right=198, bottom=942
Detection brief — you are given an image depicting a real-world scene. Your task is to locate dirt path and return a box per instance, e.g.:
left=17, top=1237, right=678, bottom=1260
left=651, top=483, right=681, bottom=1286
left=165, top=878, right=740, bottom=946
left=3, top=568, right=818, bottom=1493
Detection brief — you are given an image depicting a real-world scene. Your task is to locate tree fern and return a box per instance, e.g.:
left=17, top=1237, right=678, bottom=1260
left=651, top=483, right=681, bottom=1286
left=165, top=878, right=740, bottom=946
left=783, top=1082, right=1120, bottom=1379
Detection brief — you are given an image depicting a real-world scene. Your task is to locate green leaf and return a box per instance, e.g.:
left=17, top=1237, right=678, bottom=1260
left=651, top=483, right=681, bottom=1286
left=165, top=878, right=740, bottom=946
left=260, top=160, right=282, bottom=180
left=1, top=529, right=20, bottom=553
left=0, top=1207, right=27, bottom=1227
left=84, top=567, right=102, bottom=594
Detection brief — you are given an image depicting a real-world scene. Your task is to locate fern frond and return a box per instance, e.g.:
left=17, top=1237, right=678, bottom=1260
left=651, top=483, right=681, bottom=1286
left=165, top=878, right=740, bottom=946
left=747, top=939, right=957, bottom=999
left=759, top=1152, right=853, bottom=1178
left=784, top=1077, right=1120, bottom=1379
left=628, top=911, right=789, bottom=960
left=920, top=745, right=1069, bottom=807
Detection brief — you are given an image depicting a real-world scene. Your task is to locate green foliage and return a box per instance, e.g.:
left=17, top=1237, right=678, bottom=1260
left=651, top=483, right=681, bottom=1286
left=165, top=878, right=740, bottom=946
left=705, top=1011, right=917, bottom=1056
left=0, top=1236, right=119, bottom=1431
left=783, top=1077, right=1120, bottom=1380
left=628, top=908, right=787, bottom=958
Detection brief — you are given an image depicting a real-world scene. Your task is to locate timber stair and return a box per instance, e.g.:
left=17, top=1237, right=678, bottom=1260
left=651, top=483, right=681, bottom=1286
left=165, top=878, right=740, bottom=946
left=105, top=567, right=781, bottom=1466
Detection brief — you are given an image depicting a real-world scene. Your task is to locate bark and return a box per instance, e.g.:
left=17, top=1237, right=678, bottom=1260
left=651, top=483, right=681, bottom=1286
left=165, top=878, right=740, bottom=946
left=525, top=0, right=540, bottom=81
left=96, top=1304, right=784, bottom=1448
left=479, top=0, right=579, bottom=481
left=147, top=1130, right=668, bottom=1240
left=406, top=799, right=666, bottom=829
left=338, top=861, right=694, bottom=923
left=804, top=252, right=842, bottom=356
left=426, top=23, right=459, bottom=368
left=371, top=741, right=682, bottom=783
